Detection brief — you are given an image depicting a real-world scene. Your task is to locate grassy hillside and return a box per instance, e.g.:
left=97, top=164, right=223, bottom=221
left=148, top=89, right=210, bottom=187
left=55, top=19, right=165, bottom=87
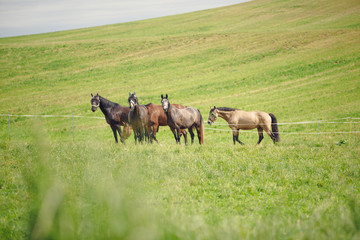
left=1, top=0, right=360, bottom=239
left=0, top=0, right=359, bottom=142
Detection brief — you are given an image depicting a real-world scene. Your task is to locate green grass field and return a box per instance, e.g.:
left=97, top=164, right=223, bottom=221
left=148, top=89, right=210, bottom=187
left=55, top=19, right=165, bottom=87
left=1, top=0, right=360, bottom=239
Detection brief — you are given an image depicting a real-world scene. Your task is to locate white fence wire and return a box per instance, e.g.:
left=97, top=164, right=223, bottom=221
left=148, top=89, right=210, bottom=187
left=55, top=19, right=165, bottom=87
left=1, top=113, right=359, bottom=139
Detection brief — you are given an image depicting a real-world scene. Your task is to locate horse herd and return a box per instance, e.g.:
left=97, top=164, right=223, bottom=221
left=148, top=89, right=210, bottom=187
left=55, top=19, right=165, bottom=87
left=90, top=92, right=280, bottom=145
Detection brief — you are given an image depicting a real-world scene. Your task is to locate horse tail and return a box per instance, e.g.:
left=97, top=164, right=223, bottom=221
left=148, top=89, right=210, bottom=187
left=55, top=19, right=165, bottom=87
left=269, top=113, right=280, bottom=142
left=121, top=123, right=132, bottom=141
left=198, top=110, right=205, bottom=145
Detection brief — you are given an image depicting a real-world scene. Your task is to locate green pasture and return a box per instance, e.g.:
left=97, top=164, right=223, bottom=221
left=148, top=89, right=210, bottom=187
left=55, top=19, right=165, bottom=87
left=1, top=0, right=360, bottom=239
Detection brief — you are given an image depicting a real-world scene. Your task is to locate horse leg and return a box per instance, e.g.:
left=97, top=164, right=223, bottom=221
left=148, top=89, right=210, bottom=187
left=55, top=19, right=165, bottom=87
left=169, top=127, right=178, bottom=143
left=121, top=124, right=132, bottom=142
left=116, top=125, right=125, bottom=144
left=232, top=129, right=244, bottom=145
left=111, top=125, right=118, bottom=143
left=188, top=128, right=195, bottom=145
left=182, top=130, right=188, bottom=145
left=146, top=125, right=152, bottom=143
left=138, top=127, right=143, bottom=143
left=176, top=129, right=186, bottom=145
left=195, top=126, right=201, bottom=145
left=151, top=124, right=159, bottom=144
left=257, top=127, right=264, bottom=144
left=264, top=127, right=276, bottom=144
left=133, top=127, right=138, bottom=144
left=140, top=125, right=145, bottom=144
left=135, top=126, right=142, bottom=144
left=145, top=124, right=150, bottom=144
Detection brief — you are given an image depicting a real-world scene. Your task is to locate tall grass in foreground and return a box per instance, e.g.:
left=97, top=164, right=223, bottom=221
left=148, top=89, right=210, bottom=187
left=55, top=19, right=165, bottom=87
left=1, top=120, right=359, bottom=239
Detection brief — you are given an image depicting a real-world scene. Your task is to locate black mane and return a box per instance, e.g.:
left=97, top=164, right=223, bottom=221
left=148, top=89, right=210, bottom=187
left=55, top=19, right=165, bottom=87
left=217, top=107, right=239, bottom=112
left=99, top=96, right=119, bottom=108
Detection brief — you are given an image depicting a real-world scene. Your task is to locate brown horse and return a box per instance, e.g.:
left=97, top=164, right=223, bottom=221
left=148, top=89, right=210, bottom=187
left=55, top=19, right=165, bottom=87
left=207, top=106, right=280, bottom=145
left=161, top=94, right=205, bottom=145
left=90, top=93, right=132, bottom=143
left=128, top=92, right=151, bottom=144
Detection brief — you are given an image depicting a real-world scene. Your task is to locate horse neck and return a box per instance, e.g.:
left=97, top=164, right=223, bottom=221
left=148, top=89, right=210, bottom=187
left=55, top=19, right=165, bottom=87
left=99, top=96, right=117, bottom=115
left=167, top=103, right=177, bottom=116
left=217, top=110, right=233, bottom=122
left=131, top=104, right=140, bottom=116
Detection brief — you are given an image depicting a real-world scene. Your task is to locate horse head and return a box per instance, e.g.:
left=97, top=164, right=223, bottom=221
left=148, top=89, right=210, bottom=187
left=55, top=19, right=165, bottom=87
left=128, top=92, right=139, bottom=109
left=161, top=94, right=169, bottom=112
left=91, top=93, right=100, bottom=112
left=207, top=106, right=218, bottom=125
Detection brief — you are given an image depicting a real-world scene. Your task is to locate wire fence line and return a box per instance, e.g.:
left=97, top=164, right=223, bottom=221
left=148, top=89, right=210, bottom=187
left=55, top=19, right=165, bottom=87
left=1, top=113, right=359, bottom=124
left=204, top=127, right=359, bottom=135
left=210, top=121, right=359, bottom=126
left=0, top=113, right=103, bottom=119
left=1, top=113, right=359, bottom=139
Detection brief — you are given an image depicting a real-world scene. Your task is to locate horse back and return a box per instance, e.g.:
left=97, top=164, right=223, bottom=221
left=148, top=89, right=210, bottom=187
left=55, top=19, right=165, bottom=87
left=145, top=103, right=167, bottom=126
left=170, top=106, right=199, bottom=128
left=117, top=105, right=131, bottom=123
left=106, top=104, right=131, bottom=125
left=146, top=103, right=186, bottom=126
left=234, top=110, right=271, bottom=129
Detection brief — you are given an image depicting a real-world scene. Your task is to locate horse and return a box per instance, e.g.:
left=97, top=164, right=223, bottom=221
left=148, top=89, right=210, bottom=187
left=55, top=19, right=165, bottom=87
left=161, top=94, right=205, bottom=145
left=145, top=102, right=188, bottom=144
left=128, top=92, right=151, bottom=144
left=90, top=93, right=132, bottom=143
left=207, top=106, right=280, bottom=145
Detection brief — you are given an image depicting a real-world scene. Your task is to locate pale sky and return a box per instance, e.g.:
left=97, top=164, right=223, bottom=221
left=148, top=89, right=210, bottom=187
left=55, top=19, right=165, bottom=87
left=0, top=0, right=249, bottom=38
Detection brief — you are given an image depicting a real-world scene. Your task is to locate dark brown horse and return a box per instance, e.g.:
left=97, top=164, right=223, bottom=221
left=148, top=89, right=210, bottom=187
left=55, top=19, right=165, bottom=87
left=90, top=93, right=132, bottom=143
left=207, top=106, right=280, bottom=145
left=161, top=94, right=205, bottom=145
left=128, top=92, right=151, bottom=144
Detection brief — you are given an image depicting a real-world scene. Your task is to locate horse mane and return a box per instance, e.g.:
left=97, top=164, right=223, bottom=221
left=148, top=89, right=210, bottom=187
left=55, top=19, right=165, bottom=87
left=99, top=96, right=119, bottom=108
left=216, top=107, right=239, bottom=112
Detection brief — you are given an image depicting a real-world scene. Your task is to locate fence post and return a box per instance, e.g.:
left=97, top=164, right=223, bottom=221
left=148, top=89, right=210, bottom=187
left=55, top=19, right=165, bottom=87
left=354, top=119, right=357, bottom=142
left=72, top=113, right=75, bottom=142
left=8, top=112, right=10, bottom=140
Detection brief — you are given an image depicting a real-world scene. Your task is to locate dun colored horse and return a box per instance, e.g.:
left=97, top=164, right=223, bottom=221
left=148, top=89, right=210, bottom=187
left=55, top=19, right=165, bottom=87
left=161, top=94, right=205, bottom=145
left=207, top=106, right=280, bottom=145
left=90, top=93, right=132, bottom=143
left=128, top=92, right=151, bottom=144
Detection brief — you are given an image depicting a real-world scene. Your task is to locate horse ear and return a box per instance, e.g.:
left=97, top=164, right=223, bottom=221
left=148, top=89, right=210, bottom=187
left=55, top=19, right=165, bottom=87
left=214, top=106, right=216, bottom=109
left=96, top=93, right=99, bottom=97
left=161, top=94, right=163, bottom=99
left=91, top=93, right=93, bottom=97
left=166, top=94, right=168, bottom=99
left=129, top=92, right=131, bottom=96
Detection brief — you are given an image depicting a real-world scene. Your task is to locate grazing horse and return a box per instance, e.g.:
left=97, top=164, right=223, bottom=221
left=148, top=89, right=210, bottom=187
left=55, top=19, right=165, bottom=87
left=207, top=106, right=280, bottom=145
left=90, top=93, right=132, bottom=143
left=128, top=92, right=151, bottom=144
left=161, top=94, right=204, bottom=145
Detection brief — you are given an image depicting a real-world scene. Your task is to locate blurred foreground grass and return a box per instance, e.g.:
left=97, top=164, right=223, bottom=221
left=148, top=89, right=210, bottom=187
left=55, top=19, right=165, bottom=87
left=1, top=120, right=359, bottom=239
